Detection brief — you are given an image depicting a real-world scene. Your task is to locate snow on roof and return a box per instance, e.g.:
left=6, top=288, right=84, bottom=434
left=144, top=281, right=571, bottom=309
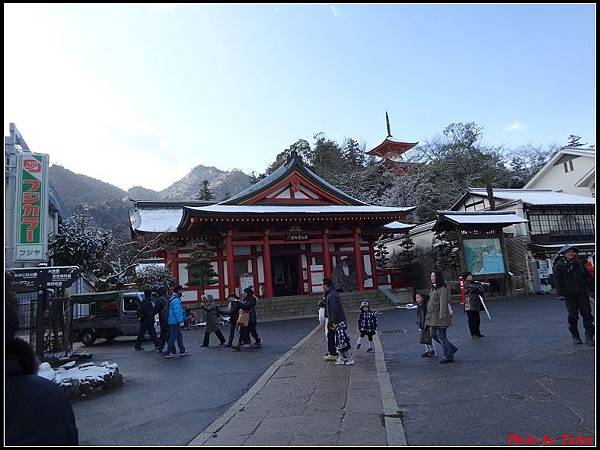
left=382, top=221, right=415, bottom=230
left=185, top=204, right=414, bottom=215
left=468, top=188, right=595, bottom=206
left=130, top=207, right=183, bottom=233
left=439, top=212, right=528, bottom=225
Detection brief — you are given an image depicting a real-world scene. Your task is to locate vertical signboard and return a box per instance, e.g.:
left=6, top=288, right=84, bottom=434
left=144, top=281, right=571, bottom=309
left=15, top=153, right=49, bottom=262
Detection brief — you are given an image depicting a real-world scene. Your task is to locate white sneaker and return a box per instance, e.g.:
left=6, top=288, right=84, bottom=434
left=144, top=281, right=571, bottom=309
left=344, top=358, right=355, bottom=365
left=323, top=354, right=337, bottom=361
left=335, top=357, right=346, bottom=365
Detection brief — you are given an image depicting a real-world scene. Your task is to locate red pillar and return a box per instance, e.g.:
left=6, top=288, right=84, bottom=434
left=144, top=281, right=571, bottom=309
left=217, top=249, right=225, bottom=301
left=369, top=241, right=378, bottom=290
left=226, top=231, right=236, bottom=296
left=354, top=227, right=365, bottom=291
left=263, top=231, right=274, bottom=298
left=323, top=228, right=332, bottom=279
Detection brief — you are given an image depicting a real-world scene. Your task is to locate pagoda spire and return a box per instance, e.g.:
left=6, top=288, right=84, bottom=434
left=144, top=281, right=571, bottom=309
left=385, top=111, right=392, bottom=137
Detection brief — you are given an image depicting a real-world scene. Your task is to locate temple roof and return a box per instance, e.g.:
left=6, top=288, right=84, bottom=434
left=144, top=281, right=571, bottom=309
left=222, top=151, right=366, bottom=206
left=367, top=136, right=418, bottom=158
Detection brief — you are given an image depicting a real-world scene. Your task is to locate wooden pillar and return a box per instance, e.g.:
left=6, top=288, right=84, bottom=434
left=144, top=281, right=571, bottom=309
left=263, top=231, right=274, bottom=298
left=369, top=241, right=378, bottom=289
left=354, top=227, right=365, bottom=291
left=226, top=231, right=236, bottom=296
left=323, top=228, right=332, bottom=279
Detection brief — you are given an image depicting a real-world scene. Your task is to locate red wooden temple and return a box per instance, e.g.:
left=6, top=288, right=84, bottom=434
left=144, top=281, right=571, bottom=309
left=130, top=151, right=414, bottom=303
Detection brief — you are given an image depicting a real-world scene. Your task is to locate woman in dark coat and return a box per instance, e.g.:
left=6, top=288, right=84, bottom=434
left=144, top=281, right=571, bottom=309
left=232, top=287, right=262, bottom=350
left=463, top=272, right=485, bottom=338
left=426, top=271, right=458, bottom=364
left=5, top=273, right=79, bottom=445
left=199, top=294, right=226, bottom=347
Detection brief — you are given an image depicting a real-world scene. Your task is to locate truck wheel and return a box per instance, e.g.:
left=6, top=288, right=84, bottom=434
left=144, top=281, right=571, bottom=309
left=81, top=330, right=97, bottom=346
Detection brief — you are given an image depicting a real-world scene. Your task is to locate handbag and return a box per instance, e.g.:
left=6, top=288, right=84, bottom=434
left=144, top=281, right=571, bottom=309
left=237, top=310, right=249, bottom=327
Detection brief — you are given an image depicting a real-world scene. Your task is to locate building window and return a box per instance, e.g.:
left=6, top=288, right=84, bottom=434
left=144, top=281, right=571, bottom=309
left=529, top=211, right=595, bottom=235
left=569, top=159, right=574, bottom=171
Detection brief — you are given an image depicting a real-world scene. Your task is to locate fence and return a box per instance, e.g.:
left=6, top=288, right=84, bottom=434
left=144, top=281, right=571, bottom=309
left=15, top=288, right=73, bottom=359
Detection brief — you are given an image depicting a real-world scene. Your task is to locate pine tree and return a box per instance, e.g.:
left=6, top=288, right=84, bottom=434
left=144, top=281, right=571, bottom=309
left=565, top=135, right=587, bottom=148
left=399, top=233, right=415, bottom=265
left=195, top=180, right=214, bottom=201
left=187, top=242, right=218, bottom=292
left=375, top=241, right=390, bottom=269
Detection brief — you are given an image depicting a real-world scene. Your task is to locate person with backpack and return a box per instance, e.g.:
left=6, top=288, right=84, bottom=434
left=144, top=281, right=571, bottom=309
left=135, top=289, right=160, bottom=351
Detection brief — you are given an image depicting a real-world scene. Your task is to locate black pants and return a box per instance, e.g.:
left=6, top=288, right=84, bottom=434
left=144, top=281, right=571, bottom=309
left=203, top=329, right=226, bottom=346
left=466, top=310, right=482, bottom=336
left=158, top=324, right=170, bottom=351
left=135, top=319, right=159, bottom=348
left=239, top=323, right=261, bottom=345
left=327, top=327, right=338, bottom=356
left=227, top=316, right=238, bottom=345
left=565, top=294, right=595, bottom=336
left=359, top=331, right=374, bottom=341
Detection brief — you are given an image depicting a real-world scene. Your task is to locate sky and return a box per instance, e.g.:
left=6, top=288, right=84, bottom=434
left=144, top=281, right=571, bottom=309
left=4, top=4, right=596, bottom=191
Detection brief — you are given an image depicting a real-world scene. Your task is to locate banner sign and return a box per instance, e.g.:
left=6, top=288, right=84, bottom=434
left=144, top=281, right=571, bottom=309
left=7, top=266, right=80, bottom=293
left=15, top=153, right=49, bottom=262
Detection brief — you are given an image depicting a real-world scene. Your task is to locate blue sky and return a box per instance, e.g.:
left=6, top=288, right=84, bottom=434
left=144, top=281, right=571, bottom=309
left=4, top=4, right=596, bottom=191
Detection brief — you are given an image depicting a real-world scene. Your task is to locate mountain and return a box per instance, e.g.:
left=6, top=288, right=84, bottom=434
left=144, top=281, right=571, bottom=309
left=160, top=165, right=253, bottom=201
left=49, top=165, right=126, bottom=210
left=48, top=163, right=254, bottom=235
left=127, top=186, right=162, bottom=201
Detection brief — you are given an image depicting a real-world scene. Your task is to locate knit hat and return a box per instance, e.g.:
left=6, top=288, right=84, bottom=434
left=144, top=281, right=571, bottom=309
left=360, top=300, right=370, bottom=310
left=559, top=244, right=579, bottom=254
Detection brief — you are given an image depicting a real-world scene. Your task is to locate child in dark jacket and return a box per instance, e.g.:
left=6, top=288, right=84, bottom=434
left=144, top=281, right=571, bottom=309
left=416, top=293, right=435, bottom=357
left=356, top=301, right=378, bottom=353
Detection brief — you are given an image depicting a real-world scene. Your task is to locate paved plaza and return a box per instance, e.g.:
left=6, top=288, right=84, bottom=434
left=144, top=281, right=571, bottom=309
left=71, top=296, right=595, bottom=446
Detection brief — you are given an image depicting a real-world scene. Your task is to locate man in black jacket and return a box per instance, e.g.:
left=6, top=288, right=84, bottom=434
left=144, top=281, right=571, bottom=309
left=153, top=286, right=170, bottom=352
left=135, top=289, right=160, bottom=351
left=5, top=273, right=79, bottom=445
left=553, top=245, right=595, bottom=346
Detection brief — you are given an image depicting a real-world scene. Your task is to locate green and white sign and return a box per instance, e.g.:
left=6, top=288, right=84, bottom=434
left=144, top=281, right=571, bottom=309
left=15, top=153, right=49, bottom=262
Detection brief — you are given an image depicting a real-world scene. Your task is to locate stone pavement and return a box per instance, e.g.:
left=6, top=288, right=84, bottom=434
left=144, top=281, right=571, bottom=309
left=190, top=315, right=403, bottom=446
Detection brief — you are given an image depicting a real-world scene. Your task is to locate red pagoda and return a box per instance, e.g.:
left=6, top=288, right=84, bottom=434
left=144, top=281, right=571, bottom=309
left=367, top=112, right=418, bottom=175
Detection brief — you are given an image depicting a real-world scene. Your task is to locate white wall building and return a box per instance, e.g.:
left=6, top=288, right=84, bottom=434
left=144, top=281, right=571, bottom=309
left=524, top=147, right=596, bottom=197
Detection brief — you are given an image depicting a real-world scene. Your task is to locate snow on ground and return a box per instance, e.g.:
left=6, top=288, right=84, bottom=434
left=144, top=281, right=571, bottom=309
left=38, top=360, right=119, bottom=385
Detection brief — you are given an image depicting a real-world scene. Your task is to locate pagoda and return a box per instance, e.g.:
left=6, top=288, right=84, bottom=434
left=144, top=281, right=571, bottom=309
left=367, top=112, right=418, bottom=175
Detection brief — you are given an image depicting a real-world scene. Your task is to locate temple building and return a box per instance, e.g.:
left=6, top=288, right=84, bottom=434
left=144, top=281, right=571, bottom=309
left=366, top=112, right=419, bottom=175
left=130, top=151, right=414, bottom=303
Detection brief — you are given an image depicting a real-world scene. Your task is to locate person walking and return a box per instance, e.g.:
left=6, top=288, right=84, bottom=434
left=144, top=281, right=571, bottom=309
left=415, top=292, right=435, bottom=358
left=5, top=273, right=79, bottom=445
left=426, top=271, right=458, bottom=364
left=232, top=287, right=262, bottom=351
left=356, top=300, right=377, bottom=353
left=164, top=285, right=189, bottom=358
left=322, top=277, right=354, bottom=365
left=553, top=245, right=595, bottom=346
left=135, top=289, right=160, bottom=351
left=199, top=294, right=226, bottom=347
left=154, top=286, right=170, bottom=353
left=463, top=272, right=485, bottom=338
left=225, top=293, right=242, bottom=347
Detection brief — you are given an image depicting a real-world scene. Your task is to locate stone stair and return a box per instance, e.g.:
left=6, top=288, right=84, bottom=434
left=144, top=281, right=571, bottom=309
left=254, top=290, right=395, bottom=322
